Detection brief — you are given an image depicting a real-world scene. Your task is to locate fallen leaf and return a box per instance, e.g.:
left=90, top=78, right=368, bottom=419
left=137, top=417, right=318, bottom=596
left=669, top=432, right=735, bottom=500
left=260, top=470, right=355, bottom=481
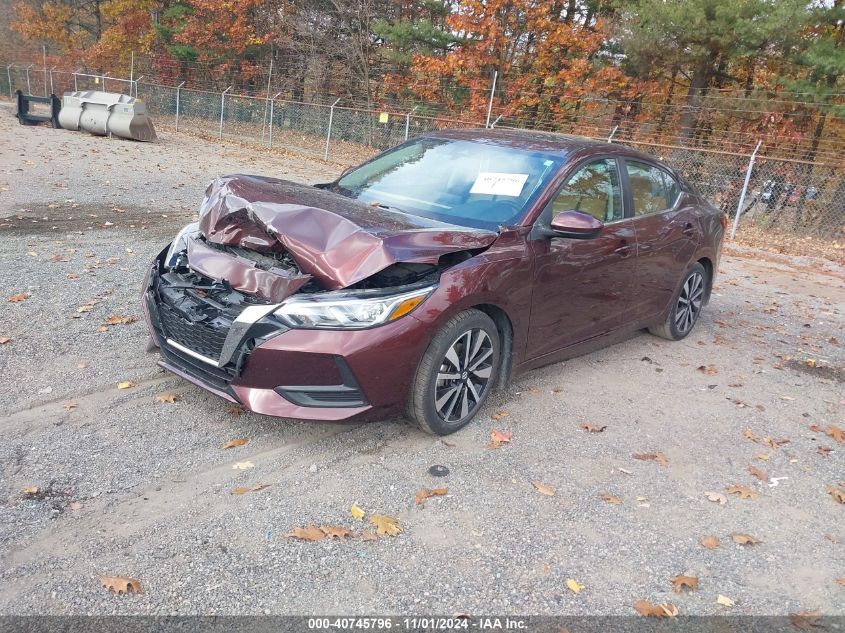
left=834, top=577, right=845, bottom=586
left=286, top=526, right=325, bottom=541
left=726, top=484, right=760, bottom=499
left=0, top=337, right=10, bottom=344
left=155, top=392, right=180, bottom=404
left=231, top=461, right=254, bottom=470
left=633, top=600, right=678, bottom=618
left=700, top=535, right=721, bottom=549
left=632, top=452, right=669, bottom=467
left=77, top=362, right=89, bottom=369
left=565, top=578, right=583, bottom=594
left=528, top=386, right=540, bottom=394
left=747, top=465, right=769, bottom=482
left=100, top=576, right=142, bottom=594
left=8, top=293, right=29, bottom=302
left=489, top=429, right=512, bottom=448
left=230, top=483, right=270, bottom=495
left=817, top=446, right=832, bottom=457
left=697, top=364, right=718, bottom=375
left=789, top=611, right=822, bottom=631
left=531, top=481, right=556, bottom=496
left=116, top=381, right=136, bottom=390
left=361, top=531, right=378, bottom=541
left=755, top=453, right=771, bottom=461
left=827, top=485, right=845, bottom=504
left=102, top=315, right=137, bottom=326
left=22, top=486, right=40, bottom=497
left=716, top=595, right=735, bottom=607
left=671, top=575, right=698, bottom=593
left=350, top=504, right=365, bottom=520
left=415, top=487, right=448, bottom=505
left=68, top=501, right=82, bottom=511
left=490, top=410, right=508, bottom=421
left=228, top=405, right=244, bottom=417
left=580, top=423, right=606, bottom=433
left=731, top=532, right=762, bottom=545
left=62, top=401, right=78, bottom=410
left=369, top=514, right=402, bottom=536
left=222, top=438, right=248, bottom=449
left=826, top=425, right=844, bottom=444
left=600, top=492, right=622, bottom=505
left=321, top=526, right=354, bottom=540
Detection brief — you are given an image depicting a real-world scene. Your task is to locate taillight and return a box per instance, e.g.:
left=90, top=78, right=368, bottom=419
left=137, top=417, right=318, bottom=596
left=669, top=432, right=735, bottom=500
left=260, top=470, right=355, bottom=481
left=720, top=215, right=728, bottom=230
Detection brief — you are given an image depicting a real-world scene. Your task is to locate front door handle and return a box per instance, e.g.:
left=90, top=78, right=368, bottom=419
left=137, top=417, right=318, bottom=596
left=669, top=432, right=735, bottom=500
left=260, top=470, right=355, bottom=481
left=614, top=241, right=633, bottom=258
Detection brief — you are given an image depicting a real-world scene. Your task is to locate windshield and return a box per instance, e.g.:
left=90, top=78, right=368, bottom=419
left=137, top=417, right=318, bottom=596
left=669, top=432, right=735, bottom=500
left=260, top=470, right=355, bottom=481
left=332, top=138, right=563, bottom=230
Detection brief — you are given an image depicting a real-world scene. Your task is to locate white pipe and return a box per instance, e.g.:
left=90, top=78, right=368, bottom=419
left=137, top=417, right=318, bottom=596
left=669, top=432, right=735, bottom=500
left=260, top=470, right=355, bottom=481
left=730, top=140, right=763, bottom=240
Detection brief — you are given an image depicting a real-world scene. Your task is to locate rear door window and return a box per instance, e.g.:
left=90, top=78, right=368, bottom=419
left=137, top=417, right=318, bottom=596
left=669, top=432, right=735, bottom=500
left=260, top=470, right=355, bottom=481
left=626, top=161, right=681, bottom=216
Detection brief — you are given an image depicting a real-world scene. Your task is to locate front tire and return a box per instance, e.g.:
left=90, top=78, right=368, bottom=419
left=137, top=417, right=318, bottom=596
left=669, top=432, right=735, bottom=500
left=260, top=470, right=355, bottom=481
left=408, top=309, right=501, bottom=435
left=649, top=262, right=707, bottom=341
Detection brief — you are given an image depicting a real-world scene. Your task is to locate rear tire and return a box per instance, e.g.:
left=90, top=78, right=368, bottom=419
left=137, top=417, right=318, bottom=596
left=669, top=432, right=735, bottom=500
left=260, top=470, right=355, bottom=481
left=649, top=262, right=707, bottom=341
left=408, top=309, right=501, bottom=436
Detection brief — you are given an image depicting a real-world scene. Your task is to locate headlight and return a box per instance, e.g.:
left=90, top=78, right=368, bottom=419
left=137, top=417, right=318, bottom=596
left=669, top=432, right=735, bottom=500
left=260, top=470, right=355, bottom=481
left=274, top=286, right=435, bottom=329
left=165, top=222, right=200, bottom=267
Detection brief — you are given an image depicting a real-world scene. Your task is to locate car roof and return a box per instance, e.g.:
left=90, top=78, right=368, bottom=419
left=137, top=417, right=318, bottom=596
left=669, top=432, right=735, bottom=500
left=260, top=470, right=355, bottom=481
left=422, top=127, right=664, bottom=163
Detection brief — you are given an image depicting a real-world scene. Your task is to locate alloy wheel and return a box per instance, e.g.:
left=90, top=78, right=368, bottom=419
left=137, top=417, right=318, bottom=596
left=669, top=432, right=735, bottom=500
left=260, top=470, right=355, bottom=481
left=675, top=271, right=704, bottom=335
left=434, top=328, right=494, bottom=423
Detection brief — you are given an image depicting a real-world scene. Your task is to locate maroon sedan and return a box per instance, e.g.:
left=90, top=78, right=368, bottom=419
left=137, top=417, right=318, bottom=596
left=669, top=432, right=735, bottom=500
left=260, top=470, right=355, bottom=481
left=142, top=129, right=725, bottom=435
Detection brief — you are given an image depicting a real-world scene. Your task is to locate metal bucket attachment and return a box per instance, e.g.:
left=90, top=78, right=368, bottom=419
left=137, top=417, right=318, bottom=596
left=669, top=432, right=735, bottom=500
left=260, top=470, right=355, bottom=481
left=59, top=91, right=157, bottom=142
left=15, top=90, right=62, bottom=128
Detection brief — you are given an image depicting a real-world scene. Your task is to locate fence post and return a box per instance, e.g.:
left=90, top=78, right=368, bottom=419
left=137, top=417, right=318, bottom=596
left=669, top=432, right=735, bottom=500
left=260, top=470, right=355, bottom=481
left=133, top=76, right=144, bottom=98
left=48, top=67, right=54, bottom=95
left=730, top=140, right=763, bottom=240
left=102, top=73, right=108, bottom=92
left=42, top=45, right=47, bottom=96
left=219, top=86, right=232, bottom=139
left=261, top=58, right=274, bottom=142
left=324, top=98, right=341, bottom=161
left=268, top=91, right=282, bottom=148
left=490, top=114, right=504, bottom=128
left=25, top=64, right=32, bottom=94
left=175, top=81, right=185, bottom=132
left=404, top=106, right=419, bottom=141
left=73, top=69, right=79, bottom=92
left=485, top=70, right=498, bottom=128
left=6, top=65, right=12, bottom=98
left=607, top=125, right=619, bottom=142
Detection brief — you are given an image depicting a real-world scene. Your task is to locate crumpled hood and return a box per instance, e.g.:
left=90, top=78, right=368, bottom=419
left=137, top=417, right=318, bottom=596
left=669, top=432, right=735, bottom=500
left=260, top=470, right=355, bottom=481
left=196, top=175, right=499, bottom=294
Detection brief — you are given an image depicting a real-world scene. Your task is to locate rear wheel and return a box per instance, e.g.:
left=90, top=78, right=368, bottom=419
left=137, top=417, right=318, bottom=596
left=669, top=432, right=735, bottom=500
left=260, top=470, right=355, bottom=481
left=649, top=262, right=707, bottom=341
left=408, top=309, right=500, bottom=435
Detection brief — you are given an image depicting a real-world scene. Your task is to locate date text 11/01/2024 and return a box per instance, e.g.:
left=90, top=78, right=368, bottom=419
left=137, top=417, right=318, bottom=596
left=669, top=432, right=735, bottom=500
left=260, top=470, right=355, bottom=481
left=307, top=617, right=528, bottom=630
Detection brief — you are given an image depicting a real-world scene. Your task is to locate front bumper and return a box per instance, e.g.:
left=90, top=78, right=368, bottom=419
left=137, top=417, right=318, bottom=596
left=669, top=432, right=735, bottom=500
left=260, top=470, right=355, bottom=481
left=142, top=250, right=431, bottom=421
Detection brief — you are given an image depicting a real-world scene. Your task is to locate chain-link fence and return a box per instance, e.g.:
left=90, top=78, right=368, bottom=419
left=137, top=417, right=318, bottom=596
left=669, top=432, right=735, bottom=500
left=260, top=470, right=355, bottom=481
left=3, top=63, right=843, bottom=250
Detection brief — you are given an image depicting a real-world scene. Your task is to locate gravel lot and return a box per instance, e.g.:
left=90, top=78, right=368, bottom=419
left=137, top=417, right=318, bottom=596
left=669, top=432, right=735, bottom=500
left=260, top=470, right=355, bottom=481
left=0, top=103, right=843, bottom=617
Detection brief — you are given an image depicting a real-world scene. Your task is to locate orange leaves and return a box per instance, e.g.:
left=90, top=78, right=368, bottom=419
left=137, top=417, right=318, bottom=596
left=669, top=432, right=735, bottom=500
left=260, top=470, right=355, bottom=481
left=155, top=392, right=180, bottom=404
left=230, top=483, right=270, bottom=495
left=8, top=293, right=29, bottom=302
left=700, top=535, right=721, bottom=549
left=489, top=429, right=512, bottom=448
left=531, top=481, right=556, bottom=496
left=747, top=465, right=769, bottom=483
left=731, top=533, right=762, bottom=546
left=101, top=576, right=142, bottom=594
left=827, top=485, right=845, bottom=504
left=826, top=425, right=844, bottom=444
left=221, top=438, right=248, bottom=449
left=600, top=492, right=622, bottom=505
left=633, top=600, right=678, bottom=618
left=671, top=575, right=698, bottom=593
left=414, top=488, right=447, bottom=506
left=725, top=484, right=760, bottom=500
left=580, top=423, right=606, bottom=433
left=286, top=526, right=326, bottom=542
left=369, top=514, right=402, bottom=536
left=101, top=315, right=137, bottom=327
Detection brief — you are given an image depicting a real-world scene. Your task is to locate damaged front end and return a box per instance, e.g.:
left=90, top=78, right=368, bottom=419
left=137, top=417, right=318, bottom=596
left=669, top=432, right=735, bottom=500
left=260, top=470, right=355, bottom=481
left=143, top=174, right=499, bottom=410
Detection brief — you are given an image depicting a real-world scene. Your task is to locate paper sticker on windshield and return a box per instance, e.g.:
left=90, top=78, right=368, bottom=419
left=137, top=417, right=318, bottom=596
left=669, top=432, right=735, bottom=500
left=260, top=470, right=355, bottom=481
left=470, top=172, right=529, bottom=197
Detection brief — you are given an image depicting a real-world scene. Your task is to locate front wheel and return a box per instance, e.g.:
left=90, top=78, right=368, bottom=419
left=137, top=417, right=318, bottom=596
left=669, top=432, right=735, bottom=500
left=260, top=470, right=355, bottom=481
left=649, top=262, right=707, bottom=341
left=408, top=309, right=501, bottom=435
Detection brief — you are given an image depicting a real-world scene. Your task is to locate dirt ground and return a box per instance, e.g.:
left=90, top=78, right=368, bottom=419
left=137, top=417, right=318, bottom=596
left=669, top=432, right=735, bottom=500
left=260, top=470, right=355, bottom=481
left=0, top=103, right=843, bottom=617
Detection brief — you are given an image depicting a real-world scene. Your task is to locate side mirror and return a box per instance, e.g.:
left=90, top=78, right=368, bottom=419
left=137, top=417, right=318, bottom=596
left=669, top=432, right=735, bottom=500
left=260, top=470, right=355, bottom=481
left=548, top=210, right=604, bottom=239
